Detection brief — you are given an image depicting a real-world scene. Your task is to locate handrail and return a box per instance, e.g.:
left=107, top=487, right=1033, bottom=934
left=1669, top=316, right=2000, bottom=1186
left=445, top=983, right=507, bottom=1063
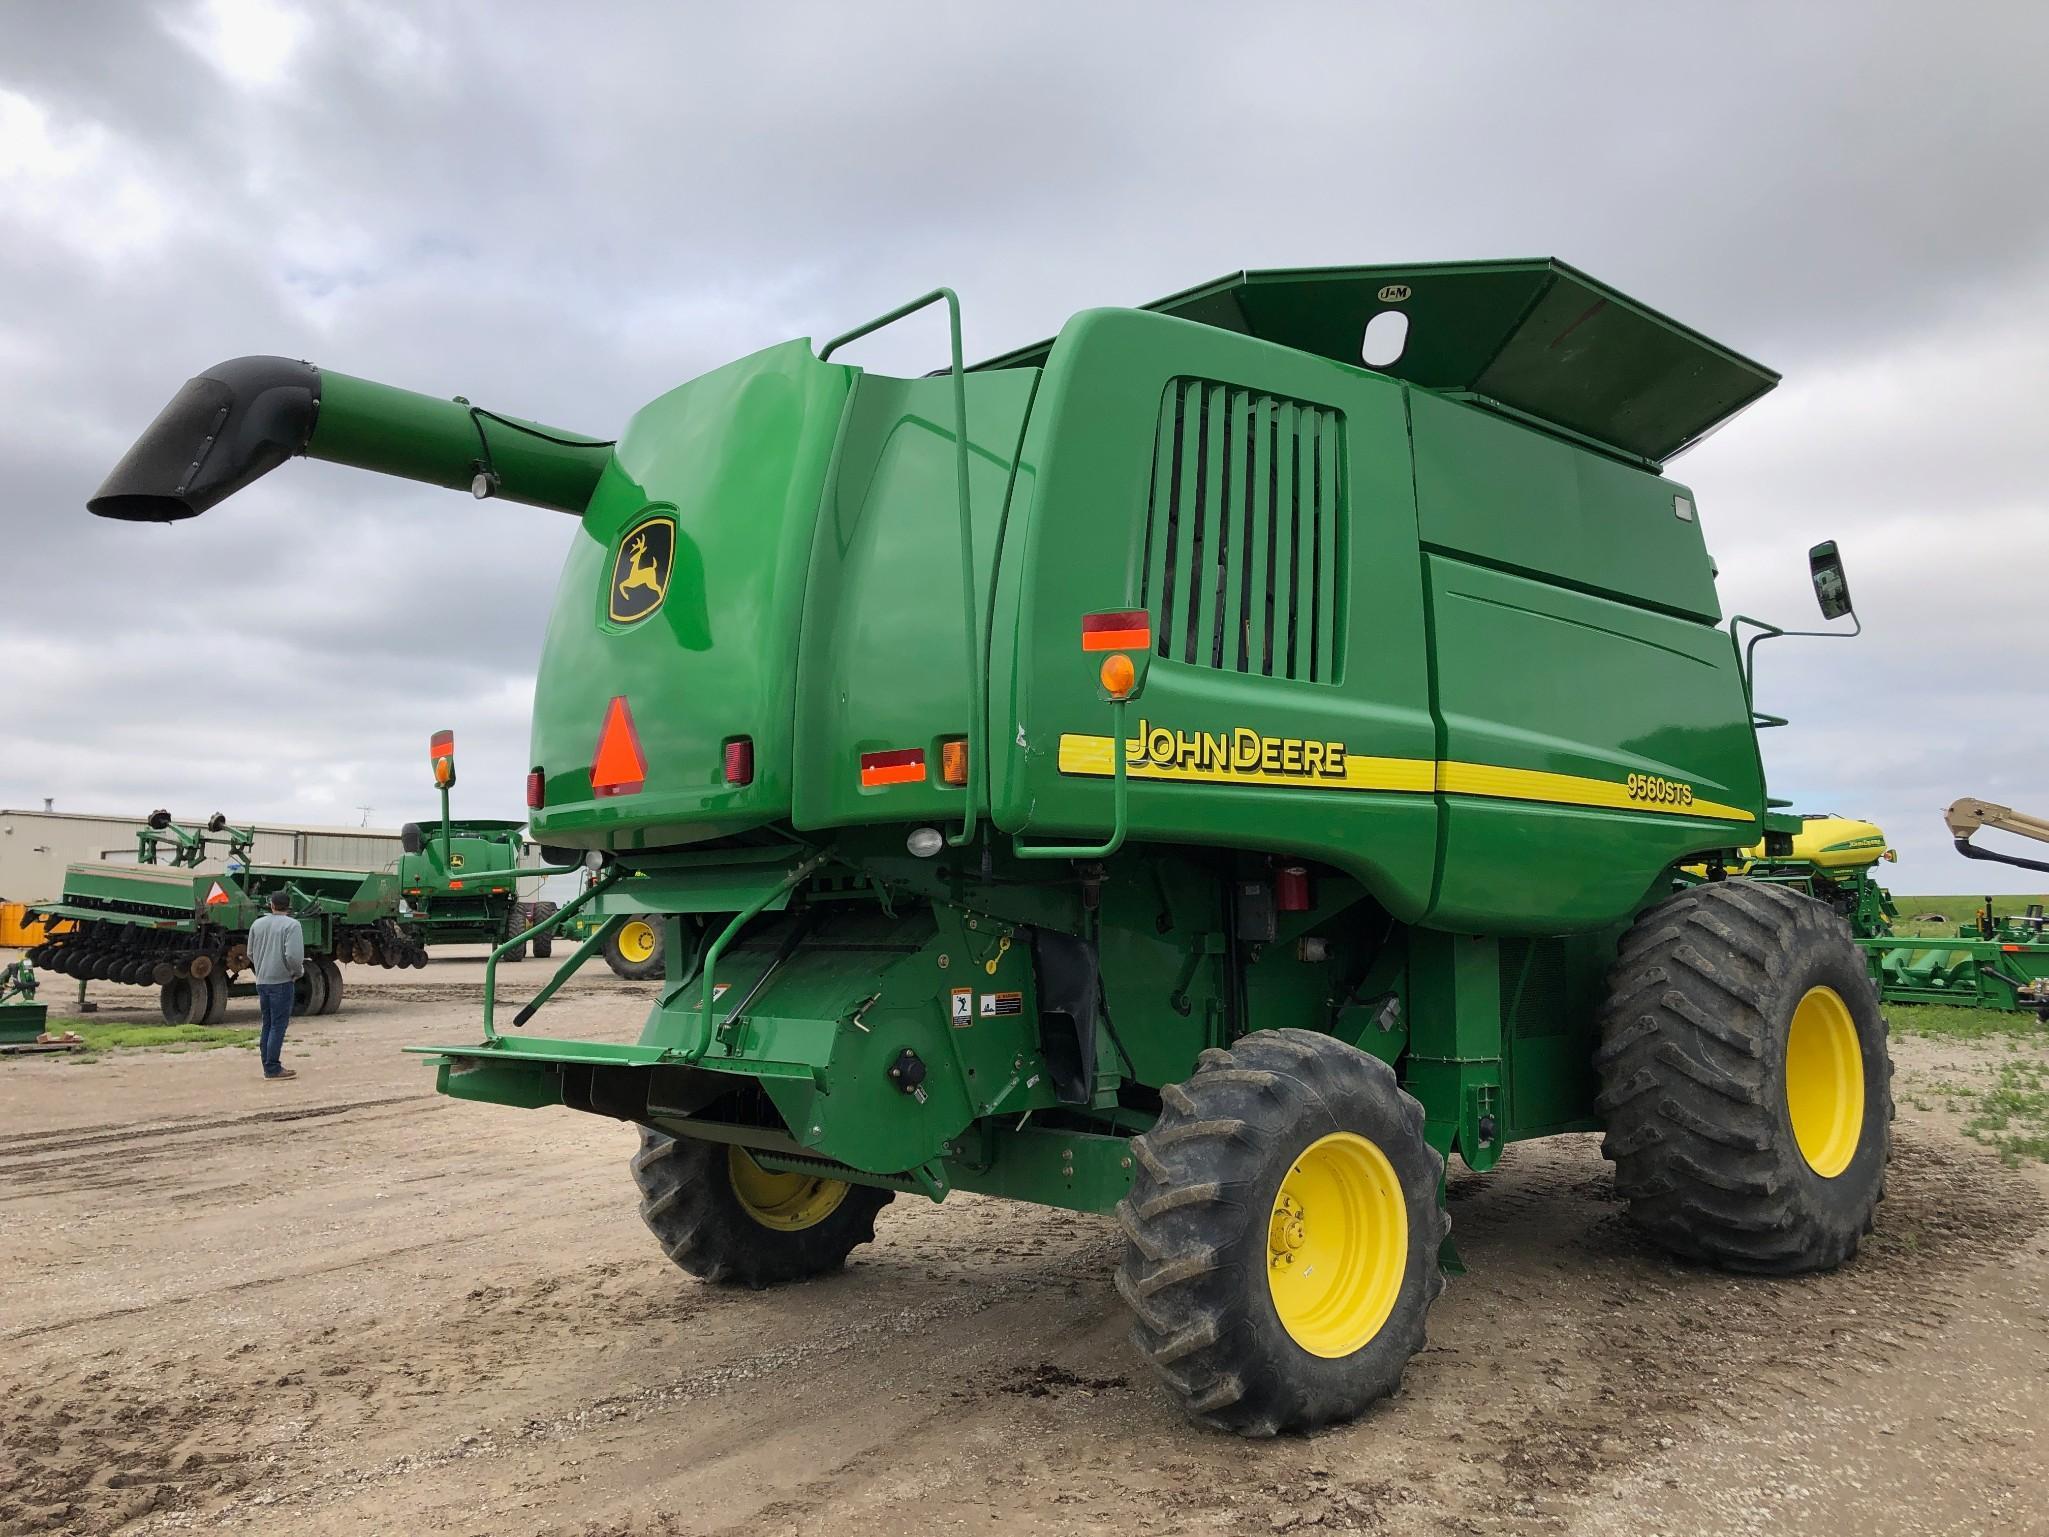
left=1730, top=610, right=1861, bottom=708
left=676, top=852, right=825, bottom=1066
left=1729, top=614, right=1785, bottom=707
left=481, top=863, right=622, bottom=1040
left=821, top=290, right=982, bottom=851
left=1013, top=699, right=1132, bottom=860
left=509, top=914, right=625, bottom=1029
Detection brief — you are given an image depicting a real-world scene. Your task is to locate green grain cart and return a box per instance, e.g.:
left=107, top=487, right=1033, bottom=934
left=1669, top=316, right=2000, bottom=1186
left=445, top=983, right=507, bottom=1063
left=88, top=260, right=1889, bottom=1434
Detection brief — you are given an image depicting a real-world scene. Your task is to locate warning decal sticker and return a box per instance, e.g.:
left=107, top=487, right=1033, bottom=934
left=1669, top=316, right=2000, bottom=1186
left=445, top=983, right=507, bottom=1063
left=979, top=991, right=1023, bottom=1018
left=951, top=988, right=973, bottom=1026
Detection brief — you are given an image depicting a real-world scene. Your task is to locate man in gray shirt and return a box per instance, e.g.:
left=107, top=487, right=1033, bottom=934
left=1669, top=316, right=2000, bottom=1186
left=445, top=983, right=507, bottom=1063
left=247, top=891, right=304, bottom=1080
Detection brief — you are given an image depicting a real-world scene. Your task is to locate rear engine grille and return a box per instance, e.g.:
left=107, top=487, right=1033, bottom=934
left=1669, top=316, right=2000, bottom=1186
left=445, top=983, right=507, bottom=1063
left=1139, top=379, right=1345, bottom=683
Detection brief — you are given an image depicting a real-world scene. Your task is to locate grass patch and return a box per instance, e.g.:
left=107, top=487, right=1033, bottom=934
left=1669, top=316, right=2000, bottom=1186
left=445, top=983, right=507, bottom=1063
left=1890, top=893, right=2049, bottom=938
left=1959, top=1058, right=2049, bottom=1166
left=47, top=1019, right=257, bottom=1053
left=1890, top=994, right=2049, bottom=1165
left=1888, top=1001, right=2047, bottom=1043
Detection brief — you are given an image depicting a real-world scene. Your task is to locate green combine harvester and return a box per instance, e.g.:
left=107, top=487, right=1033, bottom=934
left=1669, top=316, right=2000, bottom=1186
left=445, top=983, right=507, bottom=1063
left=89, top=259, right=1891, bottom=1434
left=398, top=730, right=557, bottom=960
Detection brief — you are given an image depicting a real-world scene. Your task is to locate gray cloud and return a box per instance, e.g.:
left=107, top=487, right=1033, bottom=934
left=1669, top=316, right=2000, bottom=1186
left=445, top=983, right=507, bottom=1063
left=3, top=0, right=2046, bottom=893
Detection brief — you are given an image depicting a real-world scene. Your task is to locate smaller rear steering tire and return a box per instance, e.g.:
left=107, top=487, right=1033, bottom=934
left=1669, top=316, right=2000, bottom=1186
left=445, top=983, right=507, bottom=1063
left=630, top=1129, right=891, bottom=1288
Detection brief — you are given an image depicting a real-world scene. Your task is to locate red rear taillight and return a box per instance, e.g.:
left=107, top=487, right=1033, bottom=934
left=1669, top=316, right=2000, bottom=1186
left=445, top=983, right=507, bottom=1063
left=526, top=769, right=545, bottom=809
left=1081, top=609, right=1151, bottom=652
left=723, top=737, right=754, bottom=786
left=860, top=748, right=926, bottom=787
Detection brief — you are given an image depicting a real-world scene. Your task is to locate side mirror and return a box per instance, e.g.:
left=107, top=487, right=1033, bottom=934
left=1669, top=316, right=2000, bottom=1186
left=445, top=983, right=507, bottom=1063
left=1809, top=541, right=1854, bottom=621
left=400, top=822, right=425, bottom=855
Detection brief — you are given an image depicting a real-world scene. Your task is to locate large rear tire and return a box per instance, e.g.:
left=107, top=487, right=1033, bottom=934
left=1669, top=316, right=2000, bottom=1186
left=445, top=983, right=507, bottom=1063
left=529, top=901, right=558, bottom=960
left=605, top=918, right=665, bottom=981
left=1117, top=1029, right=1448, bottom=1436
left=1596, top=878, right=1892, bottom=1273
left=629, top=1129, right=892, bottom=1288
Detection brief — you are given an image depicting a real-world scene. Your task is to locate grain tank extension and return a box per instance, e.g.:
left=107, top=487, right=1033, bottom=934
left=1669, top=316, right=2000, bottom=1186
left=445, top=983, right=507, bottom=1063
left=93, top=261, right=1890, bottom=1434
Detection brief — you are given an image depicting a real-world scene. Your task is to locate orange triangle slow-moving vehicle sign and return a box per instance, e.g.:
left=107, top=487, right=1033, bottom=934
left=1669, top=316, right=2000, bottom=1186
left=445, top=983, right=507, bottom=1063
left=204, top=881, right=230, bottom=906
left=591, top=695, right=648, bottom=798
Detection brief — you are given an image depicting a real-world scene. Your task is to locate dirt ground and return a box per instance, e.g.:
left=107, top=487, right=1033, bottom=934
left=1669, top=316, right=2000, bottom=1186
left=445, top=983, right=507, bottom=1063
left=2, top=954, right=2044, bottom=1537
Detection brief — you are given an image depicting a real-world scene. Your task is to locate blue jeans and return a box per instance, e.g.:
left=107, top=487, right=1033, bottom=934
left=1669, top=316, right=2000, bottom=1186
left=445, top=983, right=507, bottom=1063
left=257, top=981, right=295, bottom=1075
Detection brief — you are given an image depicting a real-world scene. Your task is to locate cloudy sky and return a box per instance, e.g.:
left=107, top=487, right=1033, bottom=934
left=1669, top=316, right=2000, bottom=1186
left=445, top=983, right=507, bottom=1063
left=3, top=1, right=2046, bottom=893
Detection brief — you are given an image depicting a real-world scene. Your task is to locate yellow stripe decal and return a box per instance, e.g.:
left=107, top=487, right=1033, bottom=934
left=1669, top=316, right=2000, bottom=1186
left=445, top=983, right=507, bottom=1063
left=1056, top=733, right=1435, bottom=792
left=1434, top=761, right=1755, bottom=823
left=1056, top=735, right=1755, bottom=823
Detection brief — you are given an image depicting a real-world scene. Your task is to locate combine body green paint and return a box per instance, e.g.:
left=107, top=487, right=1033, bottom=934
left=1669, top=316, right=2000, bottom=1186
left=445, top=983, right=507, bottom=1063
left=89, top=260, right=1892, bottom=1434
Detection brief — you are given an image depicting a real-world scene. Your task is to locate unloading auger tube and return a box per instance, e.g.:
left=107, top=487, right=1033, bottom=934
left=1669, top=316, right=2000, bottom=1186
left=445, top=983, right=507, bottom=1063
left=88, top=356, right=613, bottom=521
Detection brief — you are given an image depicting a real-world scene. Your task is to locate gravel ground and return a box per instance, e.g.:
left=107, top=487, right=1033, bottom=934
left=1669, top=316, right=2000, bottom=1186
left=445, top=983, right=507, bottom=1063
left=1, top=951, right=2043, bottom=1536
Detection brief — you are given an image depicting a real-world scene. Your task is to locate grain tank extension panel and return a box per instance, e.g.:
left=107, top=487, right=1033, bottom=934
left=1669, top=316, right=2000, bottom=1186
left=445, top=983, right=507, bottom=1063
left=978, top=258, right=1779, bottom=466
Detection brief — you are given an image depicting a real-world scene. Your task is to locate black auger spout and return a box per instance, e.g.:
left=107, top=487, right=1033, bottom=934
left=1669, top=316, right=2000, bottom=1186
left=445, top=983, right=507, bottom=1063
left=88, top=356, right=613, bottom=522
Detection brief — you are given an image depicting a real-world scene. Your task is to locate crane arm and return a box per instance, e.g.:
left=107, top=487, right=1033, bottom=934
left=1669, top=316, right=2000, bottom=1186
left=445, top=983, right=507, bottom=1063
left=1944, top=797, right=2049, bottom=875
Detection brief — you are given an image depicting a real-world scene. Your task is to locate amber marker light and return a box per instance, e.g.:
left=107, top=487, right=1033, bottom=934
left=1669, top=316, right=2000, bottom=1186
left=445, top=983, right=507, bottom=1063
left=1099, top=653, right=1137, bottom=700
left=430, top=728, right=457, bottom=788
left=940, top=738, right=969, bottom=786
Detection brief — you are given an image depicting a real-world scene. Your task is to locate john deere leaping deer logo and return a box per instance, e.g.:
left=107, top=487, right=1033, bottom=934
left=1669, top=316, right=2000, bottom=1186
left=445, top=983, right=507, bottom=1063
left=607, top=513, right=676, bottom=624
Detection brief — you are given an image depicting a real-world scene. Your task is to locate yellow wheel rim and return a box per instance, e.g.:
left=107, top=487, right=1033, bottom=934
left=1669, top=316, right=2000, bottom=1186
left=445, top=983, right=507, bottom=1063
left=617, top=919, right=658, bottom=965
left=1785, top=985, right=1865, bottom=1178
left=727, top=1147, right=851, bottom=1231
left=1265, top=1131, right=1408, bottom=1358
